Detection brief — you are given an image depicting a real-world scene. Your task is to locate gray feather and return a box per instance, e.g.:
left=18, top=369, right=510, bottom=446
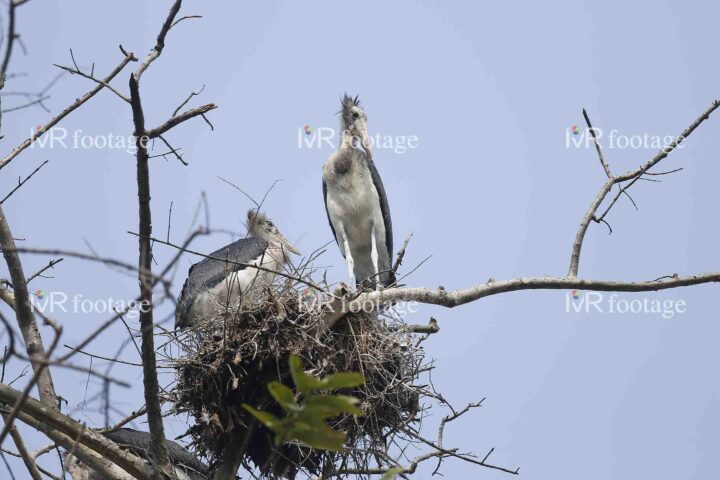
left=322, top=179, right=341, bottom=258
left=175, top=237, right=268, bottom=328
left=366, top=157, right=393, bottom=264
left=100, top=428, right=208, bottom=479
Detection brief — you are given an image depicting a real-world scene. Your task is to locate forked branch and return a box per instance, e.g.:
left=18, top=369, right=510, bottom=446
left=567, top=100, right=720, bottom=277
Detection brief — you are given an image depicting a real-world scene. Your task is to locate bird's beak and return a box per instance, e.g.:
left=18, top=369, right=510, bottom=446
left=358, top=126, right=373, bottom=159
left=281, top=236, right=300, bottom=255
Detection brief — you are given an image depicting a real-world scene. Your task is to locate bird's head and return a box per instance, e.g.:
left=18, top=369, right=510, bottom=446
left=246, top=209, right=300, bottom=255
left=340, top=93, right=372, bottom=158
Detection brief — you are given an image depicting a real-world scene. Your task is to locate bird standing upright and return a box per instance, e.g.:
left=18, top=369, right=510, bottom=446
left=175, top=210, right=299, bottom=329
left=323, top=95, right=394, bottom=289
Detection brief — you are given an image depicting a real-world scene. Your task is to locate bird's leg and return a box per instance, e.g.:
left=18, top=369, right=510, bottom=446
left=345, top=243, right=356, bottom=287
left=339, top=227, right=356, bottom=286
left=370, top=225, right=380, bottom=281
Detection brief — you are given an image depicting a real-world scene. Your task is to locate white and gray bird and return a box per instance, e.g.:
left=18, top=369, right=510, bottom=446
left=66, top=428, right=208, bottom=480
left=323, top=95, right=394, bottom=289
left=175, top=210, right=299, bottom=329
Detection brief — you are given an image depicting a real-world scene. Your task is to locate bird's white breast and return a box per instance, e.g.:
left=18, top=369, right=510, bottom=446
left=188, top=247, right=284, bottom=321
left=324, top=152, right=385, bottom=250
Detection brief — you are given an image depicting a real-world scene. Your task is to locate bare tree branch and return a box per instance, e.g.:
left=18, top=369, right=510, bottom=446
left=0, top=383, right=154, bottom=479
left=2, top=417, right=42, bottom=480
left=1, top=246, right=172, bottom=290
left=0, top=0, right=18, bottom=79
left=326, top=397, right=518, bottom=478
left=122, top=2, right=197, bottom=477
left=397, top=317, right=439, bottom=334
left=353, top=272, right=720, bottom=309
left=134, top=0, right=182, bottom=81
left=25, top=257, right=63, bottom=284
left=53, top=61, right=130, bottom=103
left=0, top=317, right=61, bottom=445
left=1, top=94, right=50, bottom=113
left=146, top=103, right=217, bottom=138
left=0, top=50, right=137, bottom=171
left=392, top=233, right=413, bottom=274
left=0, top=160, right=48, bottom=205
left=582, top=109, right=611, bottom=178
left=8, top=406, right=142, bottom=480
left=568, top=99, right=720, bottom=277
left=97, top=406, right=147, bottom=435
left=129, top=72, right=172, bottom=478
left=172, top=84, right=205, bottom=117
left=0, top=209, right=58, bottom=408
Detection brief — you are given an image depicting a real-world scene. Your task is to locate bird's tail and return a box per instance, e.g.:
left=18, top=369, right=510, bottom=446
left=383, top=269, right=397, bottom=288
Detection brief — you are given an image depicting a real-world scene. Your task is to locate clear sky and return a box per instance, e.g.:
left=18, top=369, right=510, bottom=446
left=1, top=1, right=718, bottom=478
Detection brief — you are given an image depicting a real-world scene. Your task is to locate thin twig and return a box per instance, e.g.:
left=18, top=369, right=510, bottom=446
left=25, top=257, right=63, bottom=284
left=145, top=103, right=217, bottom=138
left=172, top=84, right=205, bottom=117
left=0, top=51, right=137, bottom=171
left=0, top=160, right=48, bottom=204
left=568, top=99, right=720, bottom=277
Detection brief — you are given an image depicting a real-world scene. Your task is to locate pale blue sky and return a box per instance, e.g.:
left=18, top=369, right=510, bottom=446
left=1, top=1, right=718, bottom=478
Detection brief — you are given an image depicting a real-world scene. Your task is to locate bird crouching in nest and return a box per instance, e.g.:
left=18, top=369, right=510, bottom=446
left=175, top=209, right=300, bottom=330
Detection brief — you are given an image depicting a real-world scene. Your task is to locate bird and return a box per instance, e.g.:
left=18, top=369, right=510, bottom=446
left=66, top=428, right=208, bottom=480
left=175, top=209, right=299, bottom=329
left=322, top=94, right=394, bottom=289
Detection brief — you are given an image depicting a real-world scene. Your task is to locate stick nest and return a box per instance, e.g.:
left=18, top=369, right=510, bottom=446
left=171, top=283, right=426, bottom=479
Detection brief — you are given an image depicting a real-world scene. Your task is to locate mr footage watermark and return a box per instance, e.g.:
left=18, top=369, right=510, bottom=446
left=298, top=125, right=419, bottom=154
left=29, top=290, right=150, bottom=319
left=565, top=290, right=687, bottom=319
left=29, top=126, right=147, bottom=154
left=28, top=288, right=422, bottom=320
left=565, top=125, right=686, bottom=152
left=28, top=289, right=688, bottom=320
left=28, top=124, right=421, bottom=155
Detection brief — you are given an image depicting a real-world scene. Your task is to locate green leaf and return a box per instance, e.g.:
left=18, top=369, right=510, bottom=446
left=380, top=467, right=405, bottom=479
left=267, top=381, right=298, bottom=412
left=289, top=355, right=364, bottom=394
left=242, top=404, right=282, bottom=432
left=318, top=372, right=365, bottom=390
left=253, top=355, right=367, bottom=453
left=304, top=395, right=364, bottom=418
left=286, top=420, right=347, bottom=451
left=288, top=355, right=322, bottom=395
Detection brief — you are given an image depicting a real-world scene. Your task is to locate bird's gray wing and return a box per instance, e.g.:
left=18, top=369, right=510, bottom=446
left=103, top=428, right=208, bottom=479
left=322, top=178, right=344, bottom=258
left=175, top=237, right=268, bottom=328
left=366, top=156, right=395, bottom=285
left=366, top=156, right=393, bottom=258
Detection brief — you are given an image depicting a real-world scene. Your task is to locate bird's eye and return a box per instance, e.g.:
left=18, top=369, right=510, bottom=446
left=352, top=111, right=359, bottom=119
left=266, top=221, right=274, bottom=227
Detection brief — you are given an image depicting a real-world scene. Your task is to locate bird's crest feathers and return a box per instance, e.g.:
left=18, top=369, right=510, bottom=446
left=246, top=209, right=268, bottom=237
left=340, top=93, right=364, bottom=129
